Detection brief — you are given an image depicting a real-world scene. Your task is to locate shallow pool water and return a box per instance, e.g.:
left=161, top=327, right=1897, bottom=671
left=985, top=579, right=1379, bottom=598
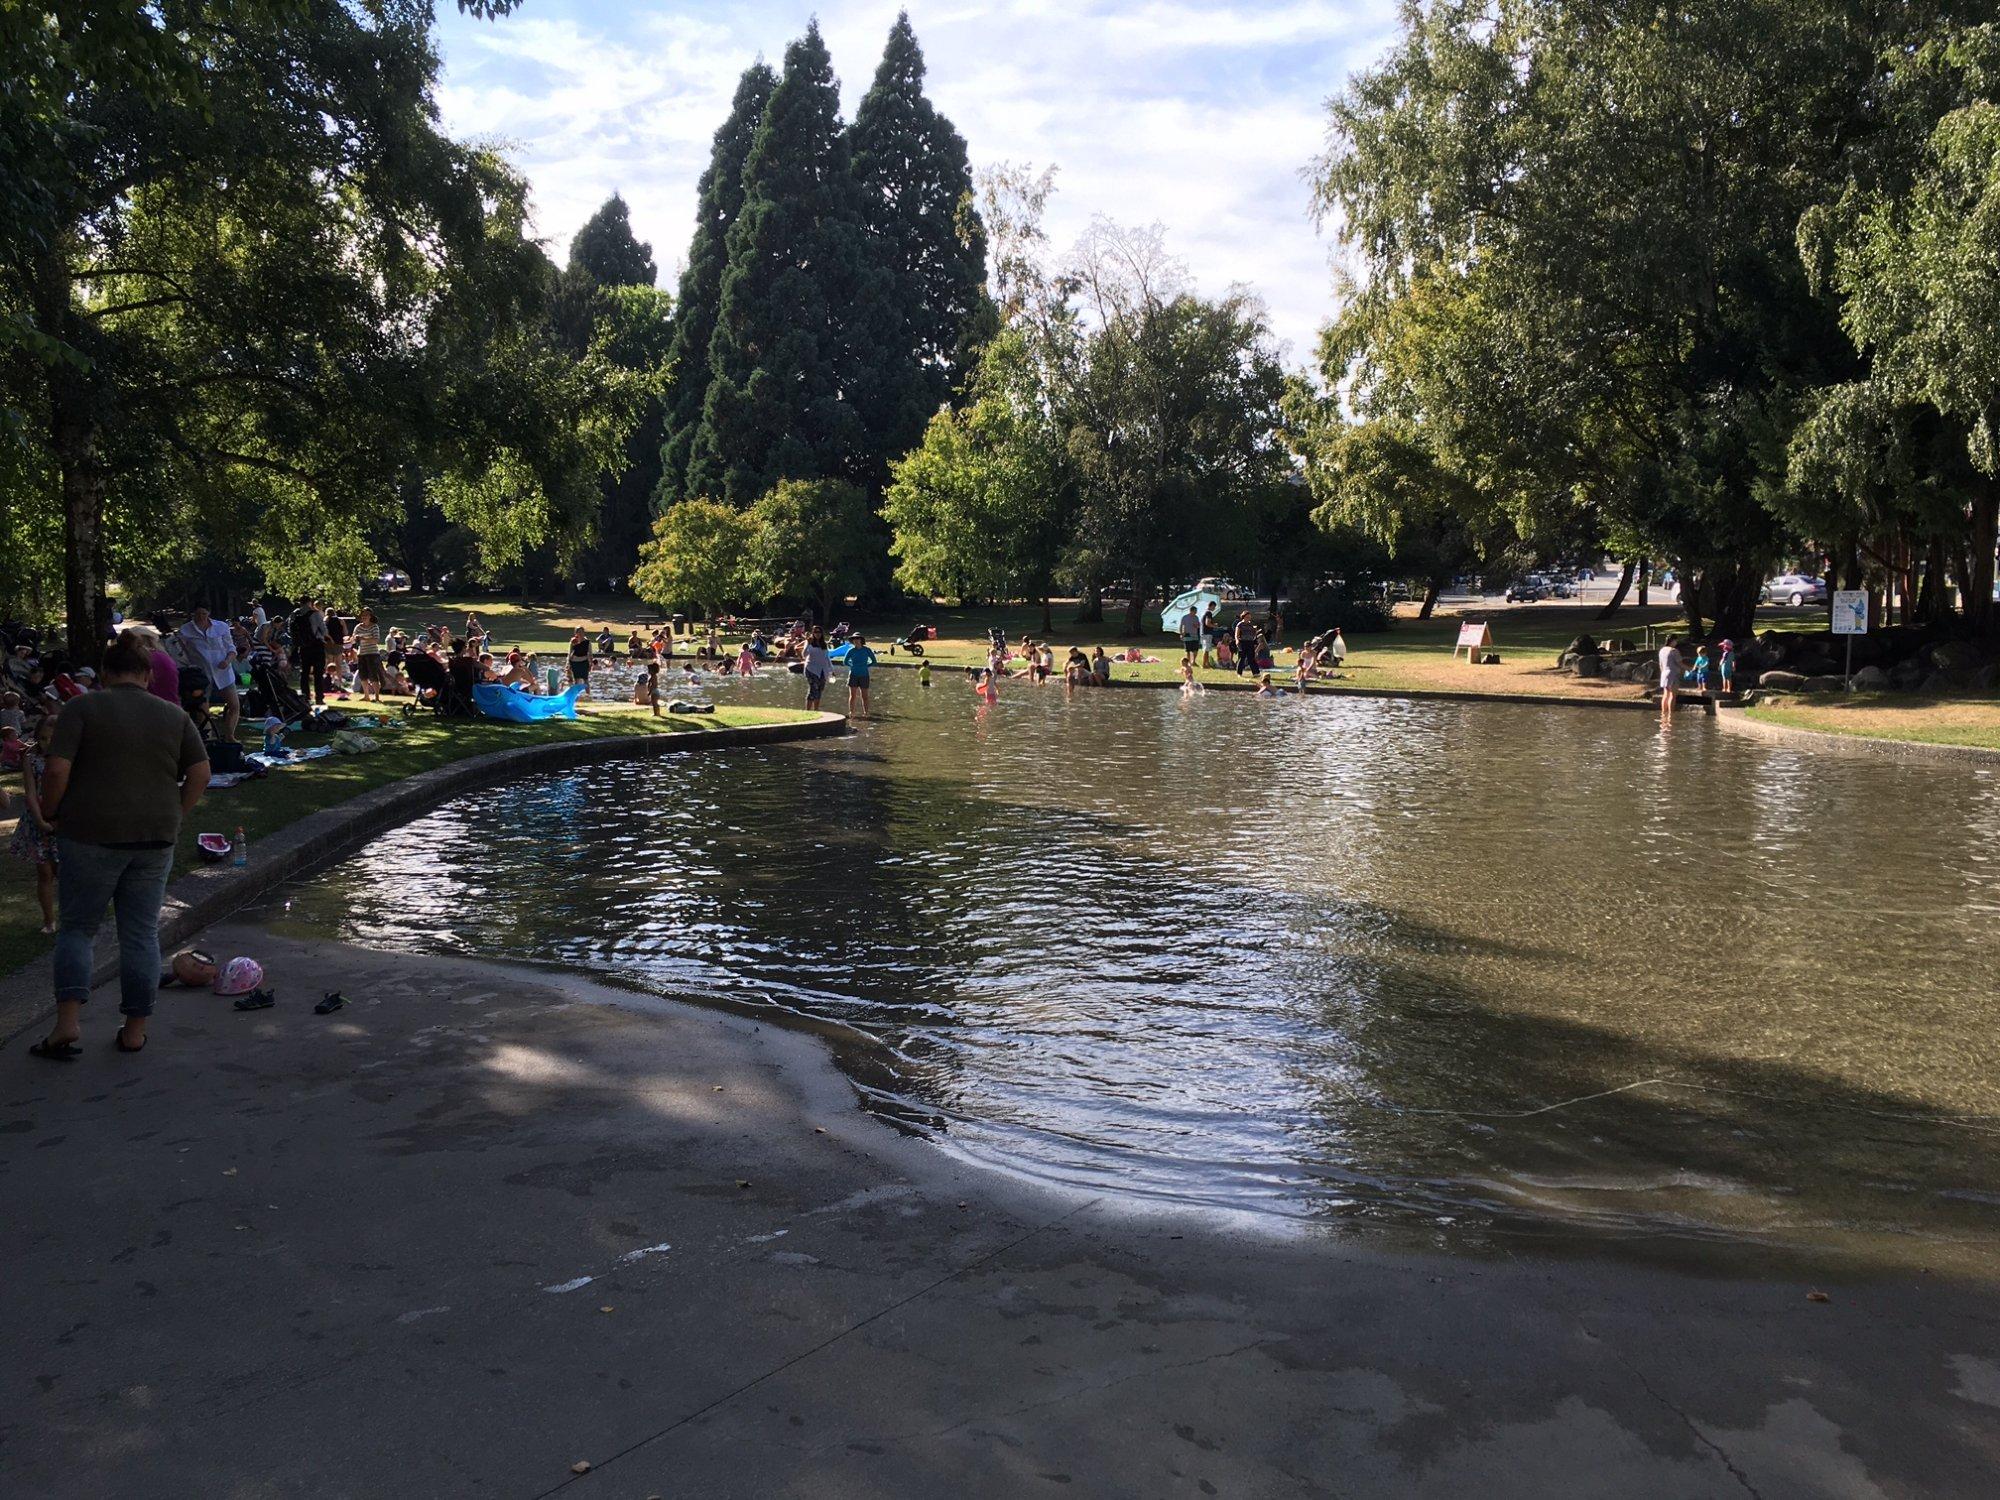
left=278, top=666, right=2000, bottom=1260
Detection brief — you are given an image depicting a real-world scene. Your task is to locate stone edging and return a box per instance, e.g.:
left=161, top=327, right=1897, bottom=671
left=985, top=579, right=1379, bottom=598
left=1713, top=704, right=2000, bottom=765
left=0, top=713, right=848, bottom=1043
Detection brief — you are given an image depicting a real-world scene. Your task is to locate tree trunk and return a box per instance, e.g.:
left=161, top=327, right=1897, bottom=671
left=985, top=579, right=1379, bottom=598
left=1677, top=563, right=1707, bottom=637
left=1596, top=560, right=1635, bottom=619
left=41, top=242, right=109, bottom=664
left=1040, top=595, right=1052, bottom=634
left=1075, top=580, right=1103, bottom=624
left=1121, top=579, right=1150, bottom=637
left=1418, top=577, right=1444, bottom=620
left=1637, top=556, right=1650, bottom=607
left=1707, top=560, right=1763, bottom=642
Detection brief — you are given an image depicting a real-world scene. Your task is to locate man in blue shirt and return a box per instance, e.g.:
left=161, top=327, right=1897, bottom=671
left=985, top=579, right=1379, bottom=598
left=843, top=634, right=878, bottom=720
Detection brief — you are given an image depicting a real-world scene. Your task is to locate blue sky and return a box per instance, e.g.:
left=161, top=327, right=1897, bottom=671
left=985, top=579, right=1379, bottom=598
left=432, top=1, right=1401, bottom=362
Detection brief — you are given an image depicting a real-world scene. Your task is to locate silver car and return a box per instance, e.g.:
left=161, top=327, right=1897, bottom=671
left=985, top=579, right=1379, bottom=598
left=1763, top=573, right=1827, bottom=607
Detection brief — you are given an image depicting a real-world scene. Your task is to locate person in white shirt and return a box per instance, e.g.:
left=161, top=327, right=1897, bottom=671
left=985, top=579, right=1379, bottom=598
left=175, top=605, right=240, bottom=740
left=1658, top=638, right=1686, bottom=724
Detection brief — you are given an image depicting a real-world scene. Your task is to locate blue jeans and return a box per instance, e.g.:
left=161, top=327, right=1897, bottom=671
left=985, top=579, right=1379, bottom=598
left=54, top=838, right=173, bottom=1018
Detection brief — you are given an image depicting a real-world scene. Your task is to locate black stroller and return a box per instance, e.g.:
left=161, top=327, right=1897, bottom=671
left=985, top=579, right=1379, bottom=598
left=245, top=660, right=309, bottom=725
left=403, top=651, right=475, bottom=718
left=177, top=665, right=213, bottom=734
left=897, top=626, right=929, bottom=656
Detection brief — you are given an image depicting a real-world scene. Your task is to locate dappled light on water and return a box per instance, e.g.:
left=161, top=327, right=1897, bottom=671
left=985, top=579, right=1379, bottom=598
left=279, top=671, right=2000, bottom=1266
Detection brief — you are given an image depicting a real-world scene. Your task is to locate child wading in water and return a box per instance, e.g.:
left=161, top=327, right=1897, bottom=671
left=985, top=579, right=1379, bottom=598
left=10, top=714, right=59, bottom=933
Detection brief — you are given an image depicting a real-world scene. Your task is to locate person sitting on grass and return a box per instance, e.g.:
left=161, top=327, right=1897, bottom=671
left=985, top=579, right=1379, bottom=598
left=1064, top=648, right=1091, bottom=686
left=627, top=629, right=647, bottom=658
left=1294, top=642, right=1320, bottom=688
left=595, top=627, right=615, bottom=658
left=1091, top=647, right=1112, bottom=686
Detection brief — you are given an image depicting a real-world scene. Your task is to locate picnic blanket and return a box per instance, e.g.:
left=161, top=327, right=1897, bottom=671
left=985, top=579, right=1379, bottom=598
left=474, top=683, right=584, bottom=723
left=246, top=745, right=335, bottom=771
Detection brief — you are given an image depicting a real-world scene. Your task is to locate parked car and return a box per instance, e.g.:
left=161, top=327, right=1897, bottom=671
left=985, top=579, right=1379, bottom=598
left=1547, top=578, right=1576, bottom=598
left=1763, top=573, right=1827, bottom=607
left=1505, top=577, right=1548, bottom=603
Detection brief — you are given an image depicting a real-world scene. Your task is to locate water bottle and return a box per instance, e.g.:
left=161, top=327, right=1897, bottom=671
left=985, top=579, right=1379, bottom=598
left=233, top=825, right=248, bottom=868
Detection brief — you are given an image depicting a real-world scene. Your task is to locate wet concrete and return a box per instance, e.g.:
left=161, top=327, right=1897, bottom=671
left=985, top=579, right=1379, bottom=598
left=2, top=929, right=1996, bottom=1498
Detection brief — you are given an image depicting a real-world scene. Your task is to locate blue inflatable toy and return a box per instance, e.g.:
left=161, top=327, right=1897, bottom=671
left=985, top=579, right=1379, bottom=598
left=473, top=683, right=584, bottom=723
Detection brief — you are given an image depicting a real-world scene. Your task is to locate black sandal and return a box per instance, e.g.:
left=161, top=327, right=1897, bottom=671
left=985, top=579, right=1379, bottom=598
left=314, top=992, right=346, bottom=1015
left=28, top=1037, right=80, bottom=1062
left=232, top=989, right=276, bottom=1012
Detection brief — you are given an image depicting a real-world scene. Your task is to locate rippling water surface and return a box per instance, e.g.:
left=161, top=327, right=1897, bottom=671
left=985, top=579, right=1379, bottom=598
left=279, top=667, right=2000, bottom=1258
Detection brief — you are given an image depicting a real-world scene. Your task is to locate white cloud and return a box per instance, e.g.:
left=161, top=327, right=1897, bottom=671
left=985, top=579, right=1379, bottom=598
left=432, top=0, right=1400, bottom=358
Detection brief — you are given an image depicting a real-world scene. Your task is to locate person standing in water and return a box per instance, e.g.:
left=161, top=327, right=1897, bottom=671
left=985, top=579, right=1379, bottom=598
left=1658, top=637, right=1685, bottom=724
left=843, top=633, right=878, bottom=719
left=802, top=629, right=830, bottom=711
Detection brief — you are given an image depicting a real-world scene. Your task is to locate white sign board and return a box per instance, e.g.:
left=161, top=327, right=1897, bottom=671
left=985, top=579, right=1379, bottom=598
left=1453, top=621, right=1492, bottom=661
left=1831, top=590, right=1868, bottom=636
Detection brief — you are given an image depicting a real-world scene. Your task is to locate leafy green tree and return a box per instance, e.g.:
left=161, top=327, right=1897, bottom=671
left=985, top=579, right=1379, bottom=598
left=1812, top=92, right=2000, bottom=630
left=1311, top=0, right=1908, bottom=638
left=689, top=25, right=875, bottom=506
left=631, top=498, right=755, bottom=619
left=747, top=477, right=872, bottom=622
left=883, top=333, right=1071, bottom=625
left=1063, top=227, right=1288, bottom=634
left=0, top=0, right=554, bottom=653
left=849, top=12, right=993, bottom=486
left=658, top=63, right=776, bottom=507
left=1282, top=396, right=1496, bottom=618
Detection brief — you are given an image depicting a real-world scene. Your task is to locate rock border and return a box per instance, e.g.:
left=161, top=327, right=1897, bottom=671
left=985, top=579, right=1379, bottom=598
left=1714, top=703, right=2000, bottom=765
left=0, top=712, right=847, bottom=1041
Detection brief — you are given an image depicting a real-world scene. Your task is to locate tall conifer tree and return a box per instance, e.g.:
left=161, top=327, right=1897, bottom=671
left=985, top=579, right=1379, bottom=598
left=849, top=12, right=992, bottom=485
left=569, top=193, right=657, bottom=287
left=659, top=62, right=776, bottom=504
left=689, top=24, right=878, bottom=506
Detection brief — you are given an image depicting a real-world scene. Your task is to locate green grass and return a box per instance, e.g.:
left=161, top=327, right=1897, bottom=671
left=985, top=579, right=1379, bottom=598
left=1747, top=694, right=2000, bottom=751
left=0, top=701, right=812, bottom=977
left=888, top=599, right=1834, bottom=701
left=361, top=590, right=1832, bottom=702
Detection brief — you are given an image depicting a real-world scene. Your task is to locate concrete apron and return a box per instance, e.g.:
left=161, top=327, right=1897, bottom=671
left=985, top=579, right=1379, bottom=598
left=4, top=924, right=1999, bottom=1498
left=0, top=713, right=849, bottom=1048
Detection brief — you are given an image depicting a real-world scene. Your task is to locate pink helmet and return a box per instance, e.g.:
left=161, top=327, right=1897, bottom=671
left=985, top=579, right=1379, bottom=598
left=214, top=957, right=265, bottom=996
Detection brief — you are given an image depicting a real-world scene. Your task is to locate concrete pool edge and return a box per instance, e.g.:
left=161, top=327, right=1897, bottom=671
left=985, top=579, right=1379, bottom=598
left=0, top=711, right=849, bottom=1044
left=1715, top=702, right=2000, bottom=764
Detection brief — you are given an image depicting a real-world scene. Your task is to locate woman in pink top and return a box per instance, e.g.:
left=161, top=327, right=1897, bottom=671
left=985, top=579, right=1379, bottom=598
left=121, top=625, right=182, bottom=705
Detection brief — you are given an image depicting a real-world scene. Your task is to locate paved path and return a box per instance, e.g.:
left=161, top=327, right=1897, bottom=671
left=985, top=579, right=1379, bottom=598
left=3, top=929, right=1996, bottom=1497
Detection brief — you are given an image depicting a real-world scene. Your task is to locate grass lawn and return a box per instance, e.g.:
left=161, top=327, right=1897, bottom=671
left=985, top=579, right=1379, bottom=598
left=366, top=591, right=1832, bottom=701
left=0, top=701, right=812, bottom=978
left=1746, top=693, right=2000, bottom=751
left=899, top=599, right=1831, bottom=702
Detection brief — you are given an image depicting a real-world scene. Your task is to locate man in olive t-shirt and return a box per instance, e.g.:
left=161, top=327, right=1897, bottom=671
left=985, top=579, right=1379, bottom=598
left=30, top=635, right=210, bottom=1059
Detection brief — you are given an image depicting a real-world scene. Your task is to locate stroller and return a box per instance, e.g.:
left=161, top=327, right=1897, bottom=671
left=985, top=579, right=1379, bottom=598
left=245, top=660, right=309, bottom=725
left=897, top=626, right=932, bottom=656
left=177, top=665, right=213, bottom=734
left=402, top=652, right=476, bottom=718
